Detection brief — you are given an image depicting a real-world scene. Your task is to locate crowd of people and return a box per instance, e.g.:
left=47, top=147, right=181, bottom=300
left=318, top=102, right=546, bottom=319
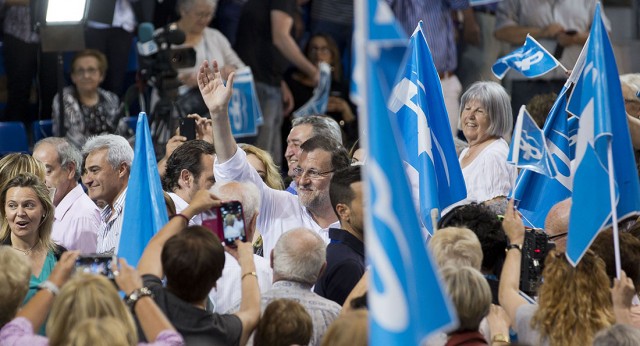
left=1, top=0, right=640, bottom=345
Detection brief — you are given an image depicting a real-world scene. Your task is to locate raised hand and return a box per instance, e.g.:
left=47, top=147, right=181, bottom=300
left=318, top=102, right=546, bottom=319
left=503, top=199, right=525, bottom=244
left=197, top=60, right=235, bottom=117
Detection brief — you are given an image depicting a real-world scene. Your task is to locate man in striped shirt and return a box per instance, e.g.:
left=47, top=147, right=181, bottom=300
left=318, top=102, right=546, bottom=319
left=82, top=134, right=133, bottom=255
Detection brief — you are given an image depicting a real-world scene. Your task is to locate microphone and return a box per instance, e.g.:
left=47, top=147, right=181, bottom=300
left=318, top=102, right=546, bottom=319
left=137, top=22, right=158, bottom=56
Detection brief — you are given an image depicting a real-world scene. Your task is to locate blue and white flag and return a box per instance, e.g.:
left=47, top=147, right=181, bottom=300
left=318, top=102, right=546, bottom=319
left=354, top=0, right=458, bottom=343
left=565, top=3, right=640, bottom=265
left=510, top=85, right=574, bottom=229
left=387, top=22, right=466, bottom=234
left=120, top=113, right=169, bottom=266
left=228, top=67, right=261, bottom=137
left=293, top=62, right=332, bottom=117
left=492, top=34, right=561, bottom=80
left=508, top=105, right=558, bottom=177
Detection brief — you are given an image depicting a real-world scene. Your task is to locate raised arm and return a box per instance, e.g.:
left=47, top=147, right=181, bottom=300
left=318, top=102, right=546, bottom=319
left=498, top=199, right=528, bottom=322
left=271, top=10, right=319, bottom=85
left=226, top=241, right=261, bottom=346
left=198, top=60, right=237, bottom=163
left=138, top=189, right=221, bottom=278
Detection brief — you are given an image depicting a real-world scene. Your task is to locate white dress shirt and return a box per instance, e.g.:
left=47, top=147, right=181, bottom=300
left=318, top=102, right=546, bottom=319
left=209, top=252, right=273, bottom=314
left=96, top=187, right=128, bottom=255
left=168, top=192, right=203, bottom=225
left=52, top=184, right=100, bottom=253
left=214, top=147, right=339, bottom=257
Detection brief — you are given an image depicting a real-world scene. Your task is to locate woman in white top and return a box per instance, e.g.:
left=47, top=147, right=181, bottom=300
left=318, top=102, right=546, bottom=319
left=458, top=81, right=517, bottom=203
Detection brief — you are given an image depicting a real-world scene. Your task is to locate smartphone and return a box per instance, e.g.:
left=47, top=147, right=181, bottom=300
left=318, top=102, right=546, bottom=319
left=180, top=117, right=196, bottom=140
left=75, top=254, right=116, bottom=279
left=201, top=201, right=247, bottom=245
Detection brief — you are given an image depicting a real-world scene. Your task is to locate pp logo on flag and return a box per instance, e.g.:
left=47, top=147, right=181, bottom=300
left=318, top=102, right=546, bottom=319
left=519, top=130, right=543, bottom=160
left=513, top=50, right=544, bottom=72
left=229, top=89, right=247, bottom=132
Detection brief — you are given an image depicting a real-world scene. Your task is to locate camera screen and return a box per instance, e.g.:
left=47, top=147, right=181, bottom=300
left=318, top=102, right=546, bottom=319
left=221, top=202, right=246, bottom=243
left=75, top=255, right=115, bottom=279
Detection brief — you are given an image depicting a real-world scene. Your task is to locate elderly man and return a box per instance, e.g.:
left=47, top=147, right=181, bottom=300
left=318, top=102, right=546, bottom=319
left=208, top=181, right=273, bottom=313
left=544, top=198, right=571, bottom=252
left=229, top=228, right=341, bottom=346
left=199, top=60, right=351, bottom=256
left=162, top=140, right=216, bottom=224
left=284, top=115, right=343, bottom=194
left=82, top=134, right=133, bottom=255
left=33, top=137, right=100, bottom=253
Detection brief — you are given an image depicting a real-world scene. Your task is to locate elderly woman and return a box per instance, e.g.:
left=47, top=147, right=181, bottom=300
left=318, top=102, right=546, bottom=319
left=52, top=49, right=127, bottom=149
left=0, top=174, right=63, bottom=307
left=458, top=81, right=516, bottom=203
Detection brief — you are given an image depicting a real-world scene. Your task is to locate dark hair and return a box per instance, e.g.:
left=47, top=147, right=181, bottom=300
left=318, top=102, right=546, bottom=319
left=590, top=229, right=640, bottom=289
left=438, top=203, right=507, bottom=276
left=72, top=49, right=108, bottom=76
left=329, top=166, right=362, bottom=215
left=300, top=136, right=350, bottom=172
left=161, top=226, right=225, bottom=303
left=162, top=140, right=215, bottom=192
left=305, top=33, right=342, bottom=81
left=526, top=92, right=557, bottom=128
left=254, top=299, right=313, bottom=346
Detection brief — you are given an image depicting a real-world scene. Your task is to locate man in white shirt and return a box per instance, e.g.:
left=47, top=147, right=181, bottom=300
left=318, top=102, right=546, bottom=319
left=162, top=140, right=216, bottom=224
left=33, top=137, right=100, bottom=253
left=198, top=60, right=351, bottom=256
left=208, top=181, right=273, bottom=313
left=82, top=134, right=133, bottom=255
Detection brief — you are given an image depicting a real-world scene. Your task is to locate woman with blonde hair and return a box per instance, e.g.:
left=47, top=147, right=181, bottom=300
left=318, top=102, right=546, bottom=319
left=67, top=317, right=133, bottom=346
left=500, top=200, right=614, bottom=346
left=0, top=246, right=31, bottom=328
left=240, top=143, right=284, bottom=190
left=0, top=153, right=45, bottom=195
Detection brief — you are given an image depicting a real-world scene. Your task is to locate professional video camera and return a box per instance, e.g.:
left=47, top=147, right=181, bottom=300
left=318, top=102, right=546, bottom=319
left=519, top=228, right=556, bottom=296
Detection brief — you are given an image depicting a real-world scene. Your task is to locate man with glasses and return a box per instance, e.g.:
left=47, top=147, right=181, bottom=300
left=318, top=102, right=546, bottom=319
left=199, top=60, right=350, bottom=256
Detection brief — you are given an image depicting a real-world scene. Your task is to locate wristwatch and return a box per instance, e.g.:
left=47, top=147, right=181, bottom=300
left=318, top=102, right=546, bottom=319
left=505, top=243, right=522, bottom=252
left=125, top=287, right=154, bottom=310
left=492, top=333, right=510, bottom=343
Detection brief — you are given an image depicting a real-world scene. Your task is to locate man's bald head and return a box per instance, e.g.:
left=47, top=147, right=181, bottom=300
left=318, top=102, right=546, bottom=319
left=544, top=198, right=571, bottom=251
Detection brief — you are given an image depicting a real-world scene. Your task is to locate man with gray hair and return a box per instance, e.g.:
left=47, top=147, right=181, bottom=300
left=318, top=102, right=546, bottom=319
left=208, top=181, right=273, bottom=313
left=33, top=137, right=100, bottom=253
left=229, top=227, right=341, bottom=345
left=82, top=134, right=133, bottom=255
left=284, top=115, right=342, bottom=194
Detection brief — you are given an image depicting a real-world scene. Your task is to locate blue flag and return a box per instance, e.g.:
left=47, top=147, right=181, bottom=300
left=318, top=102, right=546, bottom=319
left=355, top=0, right=457, bottom=343
left=387, top=22, right=466, bottom=234
left=508, top=105, right=558, bottom=177
left=510, top=85, right=574, bottom=229
left=228, top=67, right=260, bottom=137
left=120, top=113, right=169, bottom=266
left=492, top=35, right=561, bottom=80
left=293, top=62, right=332, bottom=117
left=565, top=4, right=640, bottom=265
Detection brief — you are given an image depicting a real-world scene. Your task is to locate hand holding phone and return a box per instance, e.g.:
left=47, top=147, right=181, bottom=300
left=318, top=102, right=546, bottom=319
left=75, top=254, right=117, bottom=279
left=201, top=201, right=247, bottom=245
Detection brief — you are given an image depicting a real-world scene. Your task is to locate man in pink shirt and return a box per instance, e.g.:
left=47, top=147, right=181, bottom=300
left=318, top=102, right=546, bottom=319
left=33, top=137, right=100, bottom=253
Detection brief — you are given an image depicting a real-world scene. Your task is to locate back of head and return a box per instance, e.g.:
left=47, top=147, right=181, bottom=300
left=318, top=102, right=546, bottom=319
left=273, top=228, right=326, bottom=284
left=67, top=317, right=134, bottom=346
left=82, top=134, right=133, bottom=171
left=0, top=246, right=31, bottom=327
left=593, top=324, right=640, bottom=346
left=254, top=299, right=313, bottom=346
left=47, top=273, right=137, bottom=346
left=292, top=115, right=343, bottom=145
left=162, top=140, right=215, bottom=192
left=300, top=135, right=350, bottom=172
left=544, top=198, right=571, bottom=237
left=429, top=227, right=483, bottom=270
left=210, top=181, right=261, bottom=226
left=440, top=265, right=491, bottom=332
left=459, top=81, right=513, bottom=139
left=438, top=203, right=507, bottom=275
left=590, top=229, right=640, bottom=290
left=35, top=137, right=83, bottom=180
left=320, top=309, right=368, bottom=346
left=0, top=153, right=46, bottom=193
left=162, top=226, right=226, bottom=303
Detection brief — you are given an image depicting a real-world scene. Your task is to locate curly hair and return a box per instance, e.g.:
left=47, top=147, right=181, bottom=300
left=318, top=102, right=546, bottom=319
left=531, top=250, right=614, bottom=346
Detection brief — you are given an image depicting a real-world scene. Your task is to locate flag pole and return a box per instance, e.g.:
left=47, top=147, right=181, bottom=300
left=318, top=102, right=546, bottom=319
left=607, top=141, right=622, bottom=279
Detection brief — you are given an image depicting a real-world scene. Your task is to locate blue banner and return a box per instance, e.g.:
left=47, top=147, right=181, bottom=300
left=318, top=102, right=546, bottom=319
left=293, top=62, right=332, bottom=117
left=492, top=35, right=560, bottom=79
left=228, top=67, right=261, bottom=137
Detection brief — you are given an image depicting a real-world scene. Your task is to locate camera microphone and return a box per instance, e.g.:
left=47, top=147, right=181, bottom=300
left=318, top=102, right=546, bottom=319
left=137, top=22, right=158, bottom=56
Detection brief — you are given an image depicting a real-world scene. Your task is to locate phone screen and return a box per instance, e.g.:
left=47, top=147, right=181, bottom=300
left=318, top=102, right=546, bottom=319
left=221, top=201, right=246, bottom=244
left=180, top=117, right=196, bottom=140
left=75, top=255, right=116, bottom=279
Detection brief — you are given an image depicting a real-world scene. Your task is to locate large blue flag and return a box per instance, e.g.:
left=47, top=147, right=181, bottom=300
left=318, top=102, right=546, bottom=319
left=355, top=0, right=457, bottom=343
left=508, top=105, right=558, bottom=177
left=510, top=85, right=574, bottom=229
left=565, top=4, right=640, bottom=265
left=492, top=35, right=561, bottom=80
left=120, top=113, right=169, bottom=266
left=387, top=22, right=466, bottom=234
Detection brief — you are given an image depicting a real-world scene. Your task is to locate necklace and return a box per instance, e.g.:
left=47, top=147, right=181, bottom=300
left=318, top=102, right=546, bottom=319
left=12, top=242, right=38, bottom=256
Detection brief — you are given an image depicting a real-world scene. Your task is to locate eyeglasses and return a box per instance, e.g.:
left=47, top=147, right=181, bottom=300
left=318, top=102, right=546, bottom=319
left=190, top=11, right=214, bottom=19
left=73, top=67, right=100, bottom=76
left=548, top=232, right=568, bottom=241
left=309, top=46, right=330, bottom=53
left=293, top=166, right=334, bottom=179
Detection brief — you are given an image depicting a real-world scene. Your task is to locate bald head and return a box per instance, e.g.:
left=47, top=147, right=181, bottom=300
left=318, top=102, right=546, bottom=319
left=544, top=198, right=571, bottom=251
left=272, top=228, right=326, bottom=284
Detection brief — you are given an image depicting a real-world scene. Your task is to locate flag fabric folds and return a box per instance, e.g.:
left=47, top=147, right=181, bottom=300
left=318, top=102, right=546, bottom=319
left=507, top=105, right=558, bottom=177
left=387, top=22, right=466, bottom=234
left=492, top=35, right=561, bottom=80
left=355, top=0, right=457, bottom=343
left=565, top=4, right=640, bottom=265
left=120, top=112, right=169, bottom=266
left=293, top=62, right=332, bottom=117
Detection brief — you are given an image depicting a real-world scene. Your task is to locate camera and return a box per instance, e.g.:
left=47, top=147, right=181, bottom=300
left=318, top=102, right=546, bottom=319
left=519, top=228, right=555, bottom=296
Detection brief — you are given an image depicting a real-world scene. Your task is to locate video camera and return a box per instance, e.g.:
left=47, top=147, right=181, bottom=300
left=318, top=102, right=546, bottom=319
left=519, top=228, right=556, bottom=296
